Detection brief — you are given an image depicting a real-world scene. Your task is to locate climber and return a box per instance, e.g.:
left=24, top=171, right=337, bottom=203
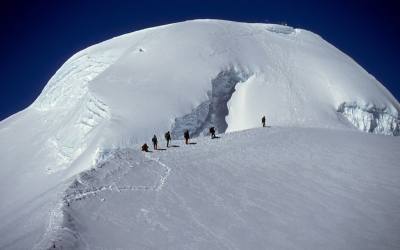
left=262, top=115, right=266, bottom=127
left=184, top=130, right=190, bottom=144
left=152, top=135, right=158, bottom=150
left=141, top=143, right=149, bottom=152
left=165, top=131, right=171, bottom=147
left=209, top=127, right=216, bottom=139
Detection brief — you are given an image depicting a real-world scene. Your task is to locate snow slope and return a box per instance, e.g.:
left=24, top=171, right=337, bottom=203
left=39, top=128, right=400, bottom=249
left=32, top=19, right=400, bottom=144
left=0, top=19, right=399, bottom=249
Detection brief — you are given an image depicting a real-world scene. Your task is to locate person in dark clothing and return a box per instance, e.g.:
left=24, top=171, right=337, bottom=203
left=152, top=135, right=158, bottom=150
left=184, top=130, right=190, bottom=144
left=141, top=143, right=149, bottom=152
left=165, top=131, right=171, bottom=147
left=262, top=115, right=266, bottom=127
left=209, top=127, right=216, bottom=139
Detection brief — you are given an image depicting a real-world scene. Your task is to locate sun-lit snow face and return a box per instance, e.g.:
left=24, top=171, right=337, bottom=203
left=30, top=20, right=399, bottom=145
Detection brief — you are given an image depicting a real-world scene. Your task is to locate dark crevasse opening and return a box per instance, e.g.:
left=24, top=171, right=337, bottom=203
left=171, top=67, right=250, bottom=138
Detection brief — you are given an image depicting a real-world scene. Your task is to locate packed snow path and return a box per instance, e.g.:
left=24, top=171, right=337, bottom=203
left=64, top=150, right=172, bottom=203
left=46, top=127, right=400, bottom=250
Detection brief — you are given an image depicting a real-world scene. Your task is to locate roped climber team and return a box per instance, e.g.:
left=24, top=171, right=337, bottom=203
left=142, top=115, right=268, bottom=152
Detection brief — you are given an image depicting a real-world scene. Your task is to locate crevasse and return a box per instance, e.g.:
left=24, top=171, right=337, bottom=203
left=171, top=67, right=250, bottom=138
left=338, top=102, right=399, bottom=136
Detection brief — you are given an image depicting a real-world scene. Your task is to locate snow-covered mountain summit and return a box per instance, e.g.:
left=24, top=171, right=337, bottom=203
left=11, top=19, right=396, bottom=171
left=0, top=19, right=399, bottom=249
left=28, top=19, right=400, bottom=166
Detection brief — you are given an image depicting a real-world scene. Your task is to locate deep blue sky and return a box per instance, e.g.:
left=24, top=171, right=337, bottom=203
left=1, top=0, right=399, bottom=121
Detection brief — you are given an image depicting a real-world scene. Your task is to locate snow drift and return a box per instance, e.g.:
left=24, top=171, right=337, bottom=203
left=0, top=19, right=399, bottom=249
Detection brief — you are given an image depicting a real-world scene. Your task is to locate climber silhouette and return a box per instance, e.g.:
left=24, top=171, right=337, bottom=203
left=152, top=135, right=158, bottom=150
left=141, top=143, right=149, bottom=152
left=184, top=130, right=190, bottom=144
left=209, top=127, right=216, bottom=139
left=165, top=131, right=171, bottom=147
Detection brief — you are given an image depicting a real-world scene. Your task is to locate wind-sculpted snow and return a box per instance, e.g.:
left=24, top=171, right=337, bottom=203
left=46, top=93, right=111, bottom=170
left=338, top=102, right=399, bottom=136
left=41, top=128, right=400, bottom=250
left=33, top=47, right=123, bottom=111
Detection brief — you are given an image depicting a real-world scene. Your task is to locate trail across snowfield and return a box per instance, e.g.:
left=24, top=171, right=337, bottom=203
left=41, top=127, right=400, bottom=250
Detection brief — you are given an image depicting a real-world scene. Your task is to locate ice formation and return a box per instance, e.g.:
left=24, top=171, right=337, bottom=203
left=338, top=102, right=399, bottom=136
left=171, top=67, right=250, bottom=138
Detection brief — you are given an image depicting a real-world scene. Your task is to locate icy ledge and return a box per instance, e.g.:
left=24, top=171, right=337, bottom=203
left=338, top=102, right=399, bottom=136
